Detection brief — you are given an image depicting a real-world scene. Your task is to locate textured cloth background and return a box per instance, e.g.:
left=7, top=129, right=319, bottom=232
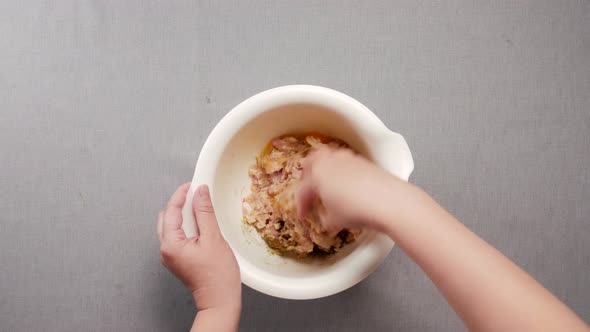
left=1, top=1, right=589, bottom=331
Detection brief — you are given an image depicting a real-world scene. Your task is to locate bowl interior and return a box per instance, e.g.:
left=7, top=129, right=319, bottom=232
left=213, top=103, right=379, bottom=278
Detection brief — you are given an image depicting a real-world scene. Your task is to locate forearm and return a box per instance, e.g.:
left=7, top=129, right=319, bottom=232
left=379, top=182, right=588, bottom=331
left=190, top=304, right=241, bottom=332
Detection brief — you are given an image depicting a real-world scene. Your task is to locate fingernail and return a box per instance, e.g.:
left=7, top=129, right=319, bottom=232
left=197, top=185, right=210, bottom=198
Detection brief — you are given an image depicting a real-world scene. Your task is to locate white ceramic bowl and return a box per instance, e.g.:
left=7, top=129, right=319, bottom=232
left=181, top=85, right=414, bottom=299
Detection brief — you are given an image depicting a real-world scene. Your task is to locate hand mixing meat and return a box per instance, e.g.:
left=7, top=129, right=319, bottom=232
left=242, top=134, right=360, bottom=257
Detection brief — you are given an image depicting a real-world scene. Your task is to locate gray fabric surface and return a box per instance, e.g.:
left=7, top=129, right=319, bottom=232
left=1, top=1, right=589, bottom=331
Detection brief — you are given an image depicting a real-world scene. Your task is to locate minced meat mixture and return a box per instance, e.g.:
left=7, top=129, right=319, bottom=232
left=242, top=134, right=360, bottom=257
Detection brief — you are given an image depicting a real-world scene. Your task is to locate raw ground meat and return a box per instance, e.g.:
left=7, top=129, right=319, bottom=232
left=242, top=134, right=360, bottom=257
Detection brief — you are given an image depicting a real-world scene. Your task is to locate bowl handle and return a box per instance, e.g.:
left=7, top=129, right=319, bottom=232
left=374, top=130, right=415, bottom=181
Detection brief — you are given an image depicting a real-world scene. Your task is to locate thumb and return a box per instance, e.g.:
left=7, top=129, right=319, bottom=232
left=163, top=183, right=190, bottom=242
left=297, top=177, right=317, bottom=219
left=297, top=151, right=321, bottom=218
left=317, top=204, right=341, bottom=237
left=192, top=185, right=221, bottom=238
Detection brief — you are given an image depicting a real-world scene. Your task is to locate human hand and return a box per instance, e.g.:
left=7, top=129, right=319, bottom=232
left=297, top=148, right=412, bottom=234
left=157, top=183, right=241, bottom=314
left=299, top=150, right=590, bottom=332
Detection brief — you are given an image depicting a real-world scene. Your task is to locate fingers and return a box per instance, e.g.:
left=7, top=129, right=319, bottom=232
left=157, top=211, right=164, bottom=241
left=304, top=149, right=319, bottom=163
left=318, top=205, right=340, bottom=237
left=297, top=177, right=317, bottom=218
left=192, top=185, right=221, bottom=238
left=167, top=183, right=191, bottom=208
left=162, top=183, right=190, bottom=242
left=298, top=153, right=319, bottom=218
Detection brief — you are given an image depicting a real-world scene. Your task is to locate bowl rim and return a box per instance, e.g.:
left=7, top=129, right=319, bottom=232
left=185, top=85, right=413, bottom=299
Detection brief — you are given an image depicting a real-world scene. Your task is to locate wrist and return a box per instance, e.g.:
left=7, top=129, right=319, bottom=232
left=198, top=304, right=241, bottom=318
left=372, top=176, right=420, bottom=234
left=192, top=305, right=241, bottom=332
left=192, top=289, right=242, bottom=313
